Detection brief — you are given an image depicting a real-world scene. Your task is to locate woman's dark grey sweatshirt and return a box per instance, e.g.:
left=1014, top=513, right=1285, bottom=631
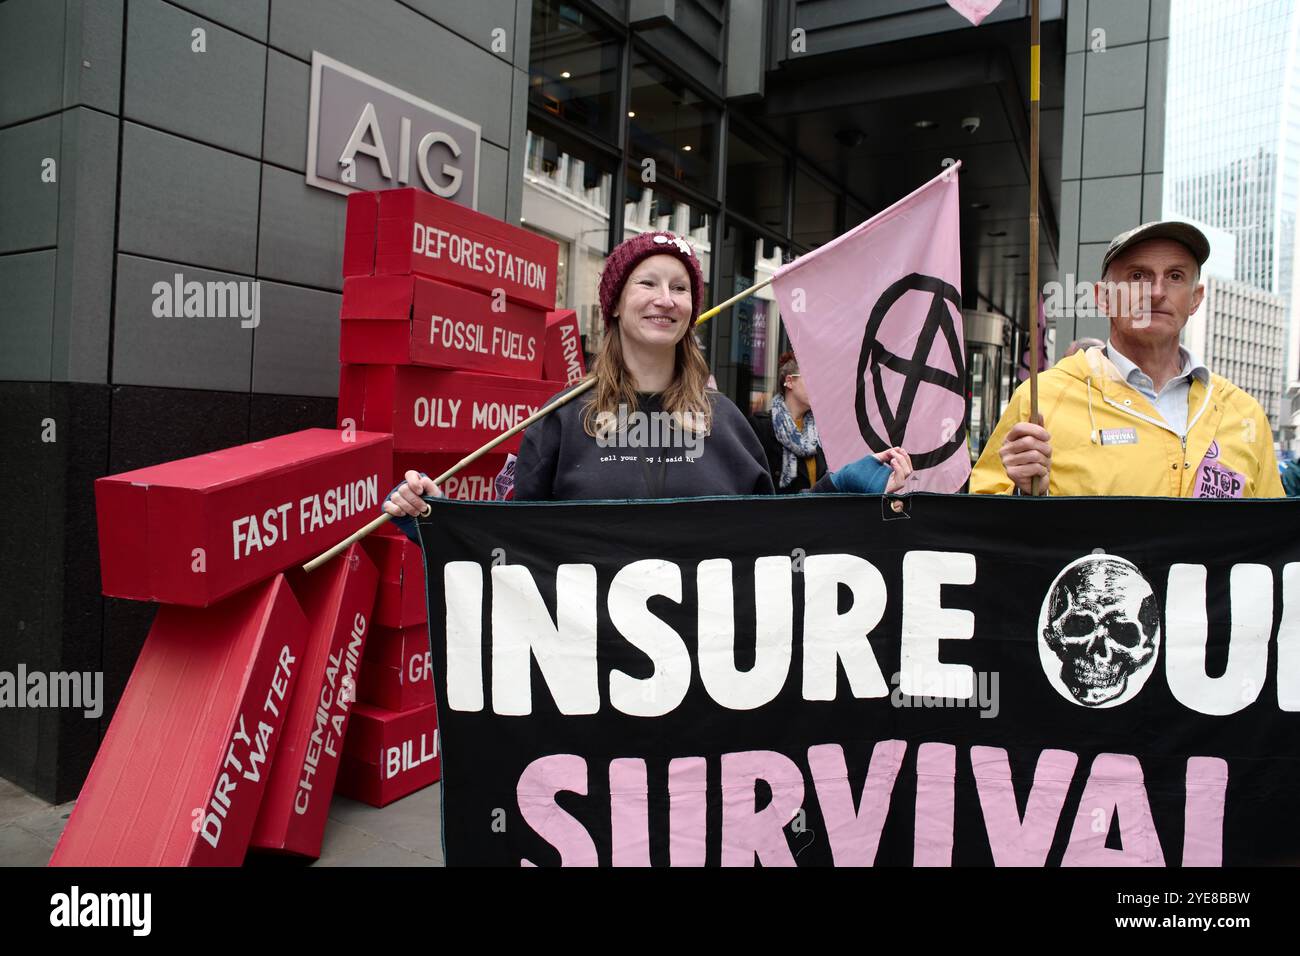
left=514, top=387, right=783, bottom=500
left=388, top=388, right=846, bottom=541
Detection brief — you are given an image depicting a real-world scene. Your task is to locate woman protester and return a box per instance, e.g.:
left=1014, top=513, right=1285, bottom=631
left=750, top=352, right=827, bottom=494
left=384, top=231, right=912, bottom=530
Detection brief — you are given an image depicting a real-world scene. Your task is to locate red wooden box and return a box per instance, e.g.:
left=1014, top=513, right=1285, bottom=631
left=249, top=543, right=378, bottom=858
left=49, top=575, right=308, bottom=866
left=337, top=365, right=562, bottom=454
left=543, top=309, right=586, bottom=385
left=363, top=528, right=427, bottom=628
left=391, top=451, right=504, bottom=502
left=335, top=701, right=440, bottom=807
left=343, top=191, right=379, bottom=277
left=371, top=188, right=558, bottom=311
left=340, top=274, right=545, bottom=379
left=358, top=624, right=435, bottom=712
left=96, top=428, right=392, bottom=607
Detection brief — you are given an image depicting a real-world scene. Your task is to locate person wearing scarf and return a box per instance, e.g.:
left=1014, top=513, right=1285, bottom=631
left=750, top=353, right=829, bottom=494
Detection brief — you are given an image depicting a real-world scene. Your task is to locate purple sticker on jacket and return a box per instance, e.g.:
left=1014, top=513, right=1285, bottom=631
left=494, top=453, right=517, bottom=501
left=1193, top=441, right=1245, bottom=498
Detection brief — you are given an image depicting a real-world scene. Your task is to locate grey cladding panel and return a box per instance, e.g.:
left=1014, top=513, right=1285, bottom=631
left=1083, top=44, right=1146, bottom=114
left=64, top=0, right=125, bottom=114
left=590, top=0, right=627, bottom=21
left=118, top=123, right=261, bottom=275
left=1062, top=51, right=1084, bottom=180
left=674, top=0, right=725, bottom=56
left=1087, top=0, right=1149, bottom=48
left=1067, top=0, right=1088, bottom=52
left=1081, top=109, right=1144, bottom=179
left=165, top=0, right=269, bottom=40
left=1142, top=173, right=1162, bottom=222
left=514, top=0, right=532, bottom=72
left=124, top=0, right=267, bottom=158
left=0, top=251, right=56, bottom=381
left=635, top=24, right=722, bottom=90
left=256, top=165, right=347, bottom=292
left=0, top=0, right=66, bottom=127
left=1079, top=175, right=1142, bottom=244
left=403, top=0, right=518, bottom=62
left=268, top=0, right=515, bottom=147
left=479, top=142, right=509, bottom=220
left=506, top=68, right=528, bottom=223
left=263, top=50, right=311, bottom=172
left=1144, top=38, right=1167, bottom=172
left=251, top=280, right=341, bottom=397
left=0, top=115, right=61, bottom=255
left=111, top=254, right=256, bottom=391
left=52, top=108, right=120, bottom=384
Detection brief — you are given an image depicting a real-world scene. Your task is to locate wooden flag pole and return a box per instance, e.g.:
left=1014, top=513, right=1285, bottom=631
left=301, top=273, right=776, bottom=572
left=1028, top=0, right=1045, bottom=496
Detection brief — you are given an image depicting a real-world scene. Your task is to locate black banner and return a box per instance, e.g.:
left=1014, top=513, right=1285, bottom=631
left=419, top=494, right=1300, bottom=866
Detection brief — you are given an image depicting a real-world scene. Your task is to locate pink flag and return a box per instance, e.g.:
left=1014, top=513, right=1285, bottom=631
left=946, top=0, right=1004, bottom=26
left=772, top=165, right=970, bottom=493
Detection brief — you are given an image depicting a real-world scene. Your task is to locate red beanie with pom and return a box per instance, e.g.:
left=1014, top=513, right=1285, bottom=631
left=598, top=231, right=705, bottom=327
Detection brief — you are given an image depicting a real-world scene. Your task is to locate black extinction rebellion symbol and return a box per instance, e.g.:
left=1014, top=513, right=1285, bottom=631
left=855, top=272, right=968, bottom=470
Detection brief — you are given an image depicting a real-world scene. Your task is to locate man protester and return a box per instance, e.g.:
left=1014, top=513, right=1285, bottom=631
left=971, top=221, right=1284, bottom=497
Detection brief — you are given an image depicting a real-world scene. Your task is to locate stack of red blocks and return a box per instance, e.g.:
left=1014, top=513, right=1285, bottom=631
left=56, top=431, right=391, bottom=864
left=336, top=187, right=584, bottom=807
left=52, top=186, right=590, bottom=862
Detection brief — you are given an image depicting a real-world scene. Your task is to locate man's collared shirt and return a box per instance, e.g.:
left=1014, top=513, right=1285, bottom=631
left=1105, top=340, right=1210, bottom=435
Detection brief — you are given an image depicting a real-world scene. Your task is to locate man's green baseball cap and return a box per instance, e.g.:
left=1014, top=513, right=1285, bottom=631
left=1101, top=220, right=1211, bottom=276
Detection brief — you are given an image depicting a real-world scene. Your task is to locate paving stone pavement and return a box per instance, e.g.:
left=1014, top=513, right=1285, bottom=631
left=0, top=776, right=444, bottom=866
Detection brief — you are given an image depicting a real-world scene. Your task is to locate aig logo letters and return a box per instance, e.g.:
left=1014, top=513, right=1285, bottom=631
left=307, top=52, right=481, bottom=205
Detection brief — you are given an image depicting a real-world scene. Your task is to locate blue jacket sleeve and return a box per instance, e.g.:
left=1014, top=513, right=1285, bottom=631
left=823, top=454, right=892, bottom=495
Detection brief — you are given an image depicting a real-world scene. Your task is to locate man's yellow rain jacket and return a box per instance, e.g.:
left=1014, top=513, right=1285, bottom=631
left=971, top=347, right=1284, bottom=498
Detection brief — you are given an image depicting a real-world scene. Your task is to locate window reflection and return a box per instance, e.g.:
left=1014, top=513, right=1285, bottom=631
left=793, top=169, right=839, bottom=248
left=623, top=175, right=712, bottom=302
left=530, top=0, right=622, bottom=144
left=628, top=56, right=718, bottom=196
left=715, top=220, right=786, bottom=413
left=521, top=129, right=613, bottom=352
left=727, top=126, right=788, bottom=233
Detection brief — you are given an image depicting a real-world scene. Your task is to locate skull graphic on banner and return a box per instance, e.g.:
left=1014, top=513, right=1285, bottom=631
left=1037, top=554, right=1162, bottom=707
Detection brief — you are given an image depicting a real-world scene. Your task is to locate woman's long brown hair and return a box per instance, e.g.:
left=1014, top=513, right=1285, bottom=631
left=581, top=321, right=713, bottom=439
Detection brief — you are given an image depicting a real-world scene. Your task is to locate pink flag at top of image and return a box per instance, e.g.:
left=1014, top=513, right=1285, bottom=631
left=771, top=164, right=970, bottom=493
left=946, top=0, right=1004, bottom=26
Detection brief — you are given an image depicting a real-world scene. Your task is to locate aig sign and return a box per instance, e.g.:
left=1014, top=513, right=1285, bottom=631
left=306, top=52, right=480, bottom=206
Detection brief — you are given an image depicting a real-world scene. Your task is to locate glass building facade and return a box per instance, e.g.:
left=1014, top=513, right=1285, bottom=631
left=1163, top=0, right=1300, bottom=435
left=520, top=0, right=867, bottom=416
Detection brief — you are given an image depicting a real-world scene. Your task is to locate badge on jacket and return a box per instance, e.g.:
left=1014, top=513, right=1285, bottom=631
left=1099, top=427, right=1138, bottom=445
left=1193, top=440, right=1245, bottom=498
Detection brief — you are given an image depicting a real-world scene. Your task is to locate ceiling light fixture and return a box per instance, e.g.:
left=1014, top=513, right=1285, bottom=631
left=561, top=71, right=571, bottom=78
left=914, top=119, right=938, bottom=129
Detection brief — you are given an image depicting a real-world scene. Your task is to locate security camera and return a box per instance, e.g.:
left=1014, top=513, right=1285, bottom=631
left=961, top=116, right=981, bottom=134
